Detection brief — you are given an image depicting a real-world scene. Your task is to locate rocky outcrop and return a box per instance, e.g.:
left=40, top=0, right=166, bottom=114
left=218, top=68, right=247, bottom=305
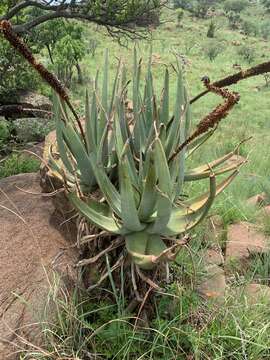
left=0, top=173, right=78, bottom=359
left=0, top=91, right=52, bottom=120
left=226, top=222, right=270, bottom=264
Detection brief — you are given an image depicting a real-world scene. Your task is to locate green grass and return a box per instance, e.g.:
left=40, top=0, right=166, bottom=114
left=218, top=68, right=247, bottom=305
left=0, top=153, right=40, bottom=178
left=21, top=274, right=270, bottom=360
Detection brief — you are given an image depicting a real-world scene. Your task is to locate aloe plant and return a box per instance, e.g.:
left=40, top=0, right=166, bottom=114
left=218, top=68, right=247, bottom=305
left=48, top=49, right=244, bottom=270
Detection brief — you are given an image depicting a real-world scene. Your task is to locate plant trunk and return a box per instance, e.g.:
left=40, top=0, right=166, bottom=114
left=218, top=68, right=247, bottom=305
left=75, top=62, right=83, bottom=84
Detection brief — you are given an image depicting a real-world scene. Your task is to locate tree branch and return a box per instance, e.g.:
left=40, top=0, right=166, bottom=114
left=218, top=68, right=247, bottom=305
left=1, top=0, right=166, bottom=37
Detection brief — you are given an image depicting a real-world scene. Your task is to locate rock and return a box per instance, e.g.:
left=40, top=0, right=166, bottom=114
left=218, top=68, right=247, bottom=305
left=0, top=173, right=78, bottom=359
left=1, top=91, right=52, bottom=111
left=226, top=222, right=270, bottom=264
left=262, top=205, right=270, bottom=217
left=197, top=265, right=226, bottom=301
left=239, top=283, right=270, bottom=305
left=247, top=193, right=267, bottom=207
left=0, top=91, right=52, bottom=120
left=203, top=248, right=224, bottom=267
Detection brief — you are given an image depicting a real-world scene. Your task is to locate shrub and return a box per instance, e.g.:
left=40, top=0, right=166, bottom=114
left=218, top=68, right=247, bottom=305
left=0, top=153, right=40, bottom=178
left=205, top=41, right=223, bottom=61
left=207, top=20, right=216, bottom=38
left=172, top=0, right=193, bottom=10
left=261, top=20, right=270, bottom=40
left=237, top=45, right=256, bottom=64
left=176, top=9, right=184, bottom=27
left=0, top=118, right=10, bottom=146
left=227, top=10, right=242, bottom=30
left=224, top=0, right=249, bottom=13
left=242, top=20, right=259, bottom=36
left=262, top=0, right=270, bottom=12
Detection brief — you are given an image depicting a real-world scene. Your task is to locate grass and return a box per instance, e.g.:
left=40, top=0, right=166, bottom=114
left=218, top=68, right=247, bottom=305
left=0, top=153, right=40, bottom=178
left=21, top=273, right=270, bottom=360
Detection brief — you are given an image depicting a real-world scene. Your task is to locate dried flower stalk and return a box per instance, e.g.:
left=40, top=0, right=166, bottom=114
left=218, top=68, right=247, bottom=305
left=191, top=60, right=270, bottom=104
left=0, top=20, right=85, bottom=141
left=169, top=78, right=240, bottom=162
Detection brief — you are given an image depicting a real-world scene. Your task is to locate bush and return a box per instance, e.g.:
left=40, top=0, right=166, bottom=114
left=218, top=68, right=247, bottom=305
left=227, top=10, right=242, bottom=30
left=242, top=20, right=259, bottom=36
left=176, top=9, right=184, bottom=26
left=261, top=20, right=270, bottom=39
left=237, top=45, right=256, bottom=64
left=262, top=0, right=270, bottom=12
left=0, top=119, right=10, bottom=144
left=207, top=20, right=216, bottom=38
left=205, top=41, right=223, bottom=61
left=172, top=0, right=193, bottom=10
left=0, top=153, right=40, bottom=179
left=0, top=41, right=40, bottom=96
left=224, top=0, right=249, bottom=13
left=192, top=0, right=217, bottom=18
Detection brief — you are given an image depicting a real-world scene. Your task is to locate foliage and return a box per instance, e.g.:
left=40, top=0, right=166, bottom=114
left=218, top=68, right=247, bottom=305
left=261, top=0, right=270, bottom=12
left=0, top=0, right=164, bottom=35
left=52, top=25, right=86, bottom=86
left=172, top=0, right=194, bottom=10
left=237, top=45, right=256, bottom=64
left=204, top=40, right=223, bottom=61
left=261, top=20, right=270, bottom=39
left=0, top=17, right=85, bottom=94
left=207, top=20, right=216, bottom=38
left=176, top=9, right=184, bottom=27
left=224, top=0, right=249, bottom=13
left=242, top=20, right=259, bottom=37
left=192, top=0, right=217, bottom=18
left=227, top=10, right=242, bottom=30
left=47, top=50, right=242, bottom=271
left=0, top=118, right=10, bottom=148
left=0, top=153, right=40, bottom=178
left=0, top=40, right=40, bottom=96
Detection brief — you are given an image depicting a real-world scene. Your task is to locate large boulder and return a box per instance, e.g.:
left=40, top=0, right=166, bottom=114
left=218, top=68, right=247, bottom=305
left=0, top=173, right=78, bottom=359
left=226, top=222, right=270, bottom=265
left=0, top=91, right=52, bottom=120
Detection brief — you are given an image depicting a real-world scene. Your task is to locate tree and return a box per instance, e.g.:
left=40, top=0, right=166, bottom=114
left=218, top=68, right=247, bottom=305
left=223, top=0, right=249, bottom=14
left=0, top=0, right=165, bottom=37
left=262, top=0, right=270, bottom=12
left=0, top=1, right=165, bottom=102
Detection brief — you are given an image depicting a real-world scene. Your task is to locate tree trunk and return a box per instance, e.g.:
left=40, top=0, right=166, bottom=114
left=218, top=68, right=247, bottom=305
left=46, top=44, right=54, bottom=64
left=75, top=62, right=83, bottom=84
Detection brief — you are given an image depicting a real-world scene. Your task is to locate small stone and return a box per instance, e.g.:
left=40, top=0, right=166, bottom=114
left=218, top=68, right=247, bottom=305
left=247, top=193, right=267, bottom=207
left=197, top=265, right=226, bottom=300
left=239, top=283, right=270, bottom=305
left=262, top=205, right=270, bottom=216
left=226, top=222, right=270, bottom=264
left=203, top=248, right=224, bottom=266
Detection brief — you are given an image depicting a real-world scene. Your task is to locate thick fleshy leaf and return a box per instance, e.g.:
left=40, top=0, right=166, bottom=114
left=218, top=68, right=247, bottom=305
left=119, top=156, right=145, bottom=232
left=125, top=231, right=166, bottom=270
left=68, top=192, right=123, bottom=234
left=162, top=170, right=238, bottom=236
left=149, top=138, right=172, bottom=234
left=138, top=150, right=157, bottom=221
left=85, top=89, right=96, bottom=153
left=62, top=123, right=95, bottom=187
left=185, top=152, right=245, bottom=181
